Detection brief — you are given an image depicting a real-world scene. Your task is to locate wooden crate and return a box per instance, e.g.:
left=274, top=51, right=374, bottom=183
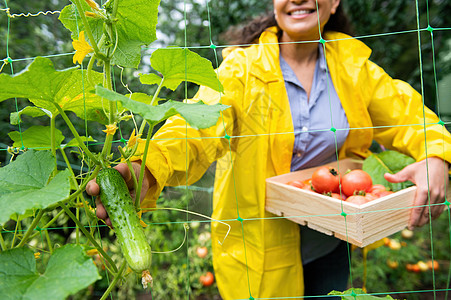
left=266, top=158, right=419, bottom=247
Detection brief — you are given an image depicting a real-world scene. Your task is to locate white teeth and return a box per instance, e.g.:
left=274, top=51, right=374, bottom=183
left=291, top=10, right=312, bottom=15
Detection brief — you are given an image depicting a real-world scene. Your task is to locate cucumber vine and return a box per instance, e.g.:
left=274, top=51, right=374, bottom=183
left=0, top=0, right=228, bottom=298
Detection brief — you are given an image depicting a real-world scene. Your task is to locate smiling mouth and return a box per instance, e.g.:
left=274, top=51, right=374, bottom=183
left=289, top=9, right=316, bottom=16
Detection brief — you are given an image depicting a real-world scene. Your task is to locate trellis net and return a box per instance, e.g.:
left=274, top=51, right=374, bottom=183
left=0, top=0, right=450, bottom=299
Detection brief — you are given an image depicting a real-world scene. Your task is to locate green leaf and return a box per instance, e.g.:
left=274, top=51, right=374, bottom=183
left=362, top=150, right=416, bottom=192
left=139, top=73, right=162, bottom=86
left=96, top=86, right=229, bottom=129
left=0, top=245, right=100, bottom=300
left=59, top=0, right=161, bottom=68
left=9, top=209, right=37, bottom=222
left=64, top=136, right=96, bottom=148
left=10, top=106, right=51, bottom=125
left=8, top=126, right=65, bottom=150
left=329, top=288, right=395, bottom=299
left=140, top=47, right=224, bottom=92
left=0, top=150, right=71, bottom=225
left=0, top=57, right=109, bottom=124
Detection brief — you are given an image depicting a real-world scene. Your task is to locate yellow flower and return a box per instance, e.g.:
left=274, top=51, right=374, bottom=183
left=127, top=129, right=144, bottom=148
left=85, top=11, right=98, bottom=18
left=85, top=0, right=100, bottom=11
left=102, top=123, right=118, bottom=136
left=138, top=210, right=148, bottom=228
left=72, top=31, right=93, bottom=65
left=86, top=249, right=99, bottom=256
left=34, top=252, right=41, bottom=259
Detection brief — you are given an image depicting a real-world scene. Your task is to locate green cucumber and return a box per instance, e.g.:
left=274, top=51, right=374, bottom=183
left=97, top=168, right=152, bottom=285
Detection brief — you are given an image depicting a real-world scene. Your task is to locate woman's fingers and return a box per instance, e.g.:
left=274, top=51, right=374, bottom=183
left=86, top=178, right=99, bottom=196
left=384, top=157, right=449, bottom=229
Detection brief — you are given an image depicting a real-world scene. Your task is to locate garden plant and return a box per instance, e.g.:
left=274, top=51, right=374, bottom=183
left=0, top=0, right=228, bottom=298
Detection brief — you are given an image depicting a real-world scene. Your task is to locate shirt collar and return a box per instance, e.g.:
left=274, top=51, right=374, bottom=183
left=279, top=43, right=327, bottom=88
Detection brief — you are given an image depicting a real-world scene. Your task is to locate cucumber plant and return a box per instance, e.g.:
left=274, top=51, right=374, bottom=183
left=0, top=0, right=227, bottom=298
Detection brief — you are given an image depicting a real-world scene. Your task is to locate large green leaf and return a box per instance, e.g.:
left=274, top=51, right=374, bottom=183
left=8, top=126, right=65, bottom=150
left=362, top=150, right=416, bottom=192
left=0, top=150, right=71, bottom=225
left=0, top=245, right=100, bottom=300
left=96, top=86, right=229, bottom=129
left=59, top=0, right=160, bottom=68
left=140, top=47, right=224, bottom=92
left=0, top=57, right=108, bottom=124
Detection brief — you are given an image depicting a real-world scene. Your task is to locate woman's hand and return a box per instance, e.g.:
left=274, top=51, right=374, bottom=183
left=86, top=161, right=155, bottom=227
left=384, top=157, right=449, bottom=229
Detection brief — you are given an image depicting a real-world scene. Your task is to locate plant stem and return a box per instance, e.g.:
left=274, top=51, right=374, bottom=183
left=104, top=60, right=116, bottom=122
left=86, top=54, right=96, bottom=87
left=59, top=147, right=80, bottom=189
left=134, top=123, right=155, bottom=210
left=45, top=165, right=101, bottom=212
left=138, top=77, right=165, bottom=136
left=111, top=0, right=120, bottom=19
left=50, top=115, right=57, bottom=175
left=150, top=77, right=165, bottom=106
left=76, top=202, right=80, bottom=244
left=118, top=146, right=139, bottom=193
left=60, top=203, right=118, bottom=273
left=55, top=105, right=99, bottom=165
left=28, top=209, right=65, bottom=241
left=10, top=215, right=20, bottom=248
left=98, top=60, right=116, bottom=165
left=99, top=260, right=126, bottom=300
left=44, top=229, right=53, bottom=254
left=0, top=228, right=7, bottom=251
left=16, top=210, right=45, bottom=248
left=73, top=0, right=102, bottom=56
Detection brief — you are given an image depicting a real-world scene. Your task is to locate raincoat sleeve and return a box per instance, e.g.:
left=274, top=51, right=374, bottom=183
left=133, top=50, right=246, bottom=208
left=363, top=59, right=451, bottom=162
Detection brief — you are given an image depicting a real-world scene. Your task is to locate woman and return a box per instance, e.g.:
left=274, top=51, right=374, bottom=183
left=87, top=0, right=451, bottom=299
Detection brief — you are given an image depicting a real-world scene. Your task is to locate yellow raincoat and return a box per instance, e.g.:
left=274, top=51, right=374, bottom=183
left=137, top=27, right=451, bottom=299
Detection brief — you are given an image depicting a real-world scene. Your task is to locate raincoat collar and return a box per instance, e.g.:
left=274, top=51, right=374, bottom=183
left=222, top=26, right=372, bottom=83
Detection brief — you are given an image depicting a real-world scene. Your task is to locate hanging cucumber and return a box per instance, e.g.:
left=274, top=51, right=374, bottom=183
left=97, top=167, right=153, bottom=288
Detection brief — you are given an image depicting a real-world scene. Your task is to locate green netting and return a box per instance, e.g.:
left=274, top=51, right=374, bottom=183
left=1, top=0, right=451, bottom=299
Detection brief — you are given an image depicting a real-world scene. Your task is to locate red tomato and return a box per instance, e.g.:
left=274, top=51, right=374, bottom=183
left=376, top=190, right=394, bottom=198
left=346, top=195, right=368, bottom=205
left=287, top=180, right=305, bottom=189
left=311, top=166, right=340, bottom=194
left=364, top=193, right=378, bottom=202
left=327, top=192, right=346, bottom=200
left=427, top=260, right=439, bottom=271
left=368, top=184, right=387, bottom=194
left=301, top=179, right=315, bottom=192
left=341, top=170, right=373, bottom=196
left=196, top=246, right=208, bottom=258
left=200, top=271, right=215, bottom=286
